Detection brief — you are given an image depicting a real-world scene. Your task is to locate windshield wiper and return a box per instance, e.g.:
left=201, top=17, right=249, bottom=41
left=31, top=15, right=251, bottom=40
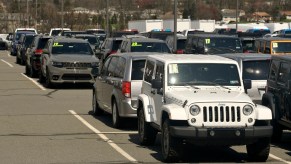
left=185, top=81, right=200, bottom=89
left=194, top=81, right=231, bottom=90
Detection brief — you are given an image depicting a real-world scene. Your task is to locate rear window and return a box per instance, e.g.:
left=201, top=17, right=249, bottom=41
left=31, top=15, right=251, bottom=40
left=131, top=42, right=171, bottom=53
left=177, top=39, right=186, bottom=50
left=112, top=40, right=123, bottom=50
left=242, top=60, right=270, bottom=80
left=131, top=60, right=146, bottom=80
left=37, top=38, right=50, bottom=49
left=24, top=36, right=35, bottom=46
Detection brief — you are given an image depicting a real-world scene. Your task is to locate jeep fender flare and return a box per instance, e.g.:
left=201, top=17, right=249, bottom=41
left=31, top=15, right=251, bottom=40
left=262, top=92, right=277, bottom=119
left=255, top=104, right=272, bottom=120
left=137, top=94, right=155, bottom=122
left=161, top=104, right=188, bottom=121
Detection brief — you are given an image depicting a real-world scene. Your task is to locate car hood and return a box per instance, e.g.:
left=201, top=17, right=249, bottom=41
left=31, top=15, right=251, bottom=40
left=51, top=54, right=99, bottom=62
left=166, top=88, right=252, bottom=104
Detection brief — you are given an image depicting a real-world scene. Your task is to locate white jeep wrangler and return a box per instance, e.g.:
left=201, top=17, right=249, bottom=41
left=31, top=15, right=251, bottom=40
left=137, top=54, right=272, bottom=162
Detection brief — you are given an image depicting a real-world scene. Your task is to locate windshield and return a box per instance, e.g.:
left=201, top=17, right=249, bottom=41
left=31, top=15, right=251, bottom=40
left=272, top=42, right=291, bottom=53
left=243, top=60, right=270, bottom=80
left=205, top=38, right=242, bottom=51
left=24, top=36, right=35, bottom=47
left=167, top=63, right=241, bottom=86
left=131, top=42, right=171, bottom=53
left=51, top=42, right=93, bottom=55
left=75, top=36, right=99, bottom=45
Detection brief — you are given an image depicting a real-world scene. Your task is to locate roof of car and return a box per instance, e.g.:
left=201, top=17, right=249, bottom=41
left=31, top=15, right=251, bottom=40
left=129, top=37, right=165, bottom=42
left=148, top=54, right=239, bottom=64
left=218, top=53, right=271, bottom=60
left=52, top=37, right=88, bottom=43
left=187, top=34, right=238, bottom=38
left=272, top=55, right=291, bottom=61
left=74, top=34, right=97, bottom=37
left=256, top=37, right=291, bottom=41
left=111, top=52, right=154, bottom=59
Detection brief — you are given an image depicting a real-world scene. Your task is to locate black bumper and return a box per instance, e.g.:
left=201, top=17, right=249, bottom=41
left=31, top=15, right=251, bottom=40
left=170, top=126, right=272, bottom=145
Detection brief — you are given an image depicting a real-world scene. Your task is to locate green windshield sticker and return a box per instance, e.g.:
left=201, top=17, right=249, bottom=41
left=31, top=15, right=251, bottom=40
left=205, top=39, right=210, bottom=44
left=131, top=42, right=142, bottom=46
left=273, top=42, right=278, bottom=48
left=53, top=42, right=63, bottom=47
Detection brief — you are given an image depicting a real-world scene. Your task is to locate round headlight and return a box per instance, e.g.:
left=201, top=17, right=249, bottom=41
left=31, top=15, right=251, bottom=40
left=190, top=105, right=200, bottom=116
left=243, top=105, right=253, bottom=116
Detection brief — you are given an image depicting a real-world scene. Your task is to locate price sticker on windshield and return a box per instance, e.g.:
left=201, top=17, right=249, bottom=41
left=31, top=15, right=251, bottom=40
left=205, top=39, right=210, bottom=44
left=273, top=42, right=278, bottom=48
left=53, top=42, right=63, bottom=47
left=131, top=42, right=142, bottom=47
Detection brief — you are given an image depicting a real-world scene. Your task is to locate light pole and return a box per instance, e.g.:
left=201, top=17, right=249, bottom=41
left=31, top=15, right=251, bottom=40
left=173, top=0, right=177, bottom=53
left=106, top=0, right=109, bottom=37
left=236, top=0, right=238, bottom=32
left=61, top=0, right=64, bottom=30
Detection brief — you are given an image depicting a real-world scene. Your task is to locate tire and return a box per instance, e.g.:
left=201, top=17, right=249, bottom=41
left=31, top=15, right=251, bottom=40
left=112, top=100, right=122, bottom=128
left=16, top=56, right=20, bottom=64
left=39, top=69, right=45, bottom=83
left=161, top=119, right=180, bottom=162
left=92, top=91, right=103, bottom=116
left=45, top=68, right=53, bottom=88
left=247, top=138, right=270, bottom=162
left=25, top=64, right=30, bottom=75
left=138, top=108, right=157, bottom=145
left=267, top=104, right=283, bottom=142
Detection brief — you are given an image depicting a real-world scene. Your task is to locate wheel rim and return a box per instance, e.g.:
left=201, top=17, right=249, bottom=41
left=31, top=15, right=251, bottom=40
left=92, top=93, right=96, bottom=113
left=112, top=103, right=117, bottom=124
left=163, top=124, right=169, bottom=156
left=138, top=111, right=144, bottom=139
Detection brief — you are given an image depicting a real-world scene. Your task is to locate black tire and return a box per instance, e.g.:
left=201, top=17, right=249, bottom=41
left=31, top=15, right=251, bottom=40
left=92, top=91, right=103, bottom=116
left=267, top=103, right=283, bottom=142
left=39, top=69, right=45, bottom=83
left=247, top=138, right=270, bottom=162
left=29, top=62, right=36, bottom=78
left=16, top=56, right=20, bottom=64
left=25, top=64, right=30, bottom=75
left=112, top=100, right=122, bottom=128
left=161, top=119, right=180, bottom=162
left=138, top=108, right=157, bottom=145
left=45, top=69, right=53, bottom=88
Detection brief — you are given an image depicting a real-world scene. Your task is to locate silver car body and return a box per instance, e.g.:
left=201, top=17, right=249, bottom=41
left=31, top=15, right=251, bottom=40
left=218, top=53, right=271, bottom=103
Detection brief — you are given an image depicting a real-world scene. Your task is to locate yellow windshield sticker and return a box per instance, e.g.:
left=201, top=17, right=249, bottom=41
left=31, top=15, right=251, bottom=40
left=205, top=39, right=210, bottom=44
left=273, top=42, right=278, bottom=48
left=53, top=42, right=63, bottom=47
left=169, top=64, right=179, bottom=74
left=131, top=42, right=142, bottom=46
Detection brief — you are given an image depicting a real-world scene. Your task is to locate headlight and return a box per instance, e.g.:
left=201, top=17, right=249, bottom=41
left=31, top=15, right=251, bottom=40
left=189, top=105, right=200, bottom=116
left=243, top=105, right=253, bottom=116
left=51, top=61, right=63, bottom=68
left=91, top=62, right=99, bottom=67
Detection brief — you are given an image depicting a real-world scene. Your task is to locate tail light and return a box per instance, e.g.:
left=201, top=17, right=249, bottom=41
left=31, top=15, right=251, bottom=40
left=34, top=49, right=43, bottom=55
left=122, top=81, right=131, bottom=98
left=176, top=49, right=184, bottom=54
left=109, top=50, right=117, bottom=55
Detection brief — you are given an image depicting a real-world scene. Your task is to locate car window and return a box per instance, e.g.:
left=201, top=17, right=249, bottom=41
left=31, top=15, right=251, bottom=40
left=204, top=37, right=242, bottom=50
left=277, top=62, right=290, bottom=84
left=272, top=42, right=291, bottom=53
left=51, top=42, right=93, bottom=55
left=177, top=39, right=186, bottom=49
left=24, top=36, right=35, bottom=47
left=115, top=57, right=126, bottom=78
left=101, top=57, right=112, bottom=76
left=37, top=38, right=50, bottom=49
left=269, top=60, right=280, bottom=81
left=144, top=60, right=155, bottom=83
left=112, top=40, right=122, bottom=51
left=131, top=59, right=146, bottom=80
left=242, top=60, right=270, bottom=80
left=130, top=42, right=171, bottom=53
left=107, top=56, right=119, bottom=77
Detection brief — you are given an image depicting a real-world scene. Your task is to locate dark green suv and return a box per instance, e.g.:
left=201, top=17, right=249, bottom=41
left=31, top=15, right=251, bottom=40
left=262, top=55, right=291, bottom=141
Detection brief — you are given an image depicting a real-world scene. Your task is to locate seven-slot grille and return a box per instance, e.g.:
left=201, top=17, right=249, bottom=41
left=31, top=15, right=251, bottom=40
left=203, top=106, right=241, bottom=122
left=62, top=62, right=91, bottom=69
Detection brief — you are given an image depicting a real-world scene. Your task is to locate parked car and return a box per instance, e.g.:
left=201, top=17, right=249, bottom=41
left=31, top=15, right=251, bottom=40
left=49, top=28, right=71, bottom=36
left=95, top=37, right=124, bottom=61
left=10, top=31, right=35, bottom=56
left=39, top=37, right=99, bottom=88
left=254, top=37, right=291, bottom=55
left=118, top=37, right=171, bottom=53
left=165, top=34, right=187, bottom=54
left=184, top=34, right=243, bottom=54
left=262, top=55, right=291, bottom=141
left=25, top=35, right=52, bottom=77
left=137, top=54, right=272, bottom=162
left=218, top=53, right=271, bottom=103
left=16, top=33, right=37, bottom=65
left=92, top=53, right=152, bottom=128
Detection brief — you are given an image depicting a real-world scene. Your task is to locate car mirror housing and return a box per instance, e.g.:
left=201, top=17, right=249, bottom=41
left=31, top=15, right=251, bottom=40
left=243, top=79, right=252, bottom=93
left=151, top=78, right=162, bottom=90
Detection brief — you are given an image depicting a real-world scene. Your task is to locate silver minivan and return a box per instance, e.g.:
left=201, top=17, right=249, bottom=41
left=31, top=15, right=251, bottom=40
left=92, top=53, right=153, bottom=128
left=219, top=53, right=271, bottom=104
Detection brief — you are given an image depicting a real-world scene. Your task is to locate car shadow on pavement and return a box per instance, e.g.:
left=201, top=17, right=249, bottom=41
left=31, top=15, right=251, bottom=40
left=271, top=131, right=291, bottom=156
left=38, top=80, right=93, bottom=90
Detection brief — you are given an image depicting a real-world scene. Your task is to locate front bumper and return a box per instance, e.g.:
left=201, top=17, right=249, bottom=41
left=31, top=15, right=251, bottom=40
left=170, top=126, right=272, bottom=145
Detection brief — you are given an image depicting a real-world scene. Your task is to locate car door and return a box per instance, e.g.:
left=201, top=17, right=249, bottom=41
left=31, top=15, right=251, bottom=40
left=276, top=61, right=290, bottom=121
left=95, top=56, right=112, bottom=111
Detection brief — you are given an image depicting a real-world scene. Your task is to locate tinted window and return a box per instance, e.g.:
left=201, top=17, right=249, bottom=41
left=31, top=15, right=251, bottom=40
left=177, top=39, right=186, bottom=50
left=51, top=30, right=62, bottom=36
left=108, top=57, right=119, bottom=77
left=242, top=40, right=255, bottom=51
left=144, top=60, right=155, bottom=83
left=112, top=40, right=123, bottom=50
left=24, top=36, right=35, bottom=47
left=167, top=63, right=240, bottom=86
left=131, top=42, right=171, bottom=53
left=37, top=38, right=50, bottom=49
left=101, top=57, right=111, bottom=76
left=278, top=62, right=290, bottom=84
left=75, top=36, right=99, bottom=45
left=269, top=60, right=279, bottom=81
left=204, top=37, right=242, bottom=50
left=272, top=42, right=291, bottom=53
left=131, top=60, right=146, bottom=80
left=242, top=60, right=270, bottom=80
left=115, top=57, right=126, bottom=78
left=51, top=42, right=93, bottom=55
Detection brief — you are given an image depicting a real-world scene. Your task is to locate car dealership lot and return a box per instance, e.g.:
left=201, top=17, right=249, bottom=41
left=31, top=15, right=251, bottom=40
left=1, top=50, right=291, bottom=163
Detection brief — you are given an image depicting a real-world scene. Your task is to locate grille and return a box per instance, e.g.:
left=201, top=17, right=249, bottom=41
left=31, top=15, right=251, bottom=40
left=62, top=74, right=92, bottom=80
left=63, top=62, right=91, bottom=69
left=203, top=106, right=241, bottom=123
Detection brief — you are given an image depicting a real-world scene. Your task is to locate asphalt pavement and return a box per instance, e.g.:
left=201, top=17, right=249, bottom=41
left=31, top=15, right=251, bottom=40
left=0, top=50, right=291, bottom=163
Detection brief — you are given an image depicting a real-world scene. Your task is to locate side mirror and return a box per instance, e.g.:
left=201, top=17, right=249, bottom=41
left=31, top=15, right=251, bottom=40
left=151, top=78, right=162, bottom=89
left=91, top=67, right=100, bottom=78
left=243, top=79, right=252, bottom=93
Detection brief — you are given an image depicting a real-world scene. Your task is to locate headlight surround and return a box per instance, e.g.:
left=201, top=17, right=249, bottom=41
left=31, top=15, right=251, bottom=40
left=189, top=105, right=200, bottom=116
left=243, top=105, right=253, bottom=116
left=51, top=61, right=63, bottom=68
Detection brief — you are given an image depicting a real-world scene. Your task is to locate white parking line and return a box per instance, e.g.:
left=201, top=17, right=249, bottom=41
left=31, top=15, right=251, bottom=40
left=21, top=73, right=46, bottom=91
left=1, top=59, right=13, bottom=67
left=7, top=51, right=11, bottom=57
left=269, top=154, right=291, bottom=164
left=69, top=110, right=138, bottom=163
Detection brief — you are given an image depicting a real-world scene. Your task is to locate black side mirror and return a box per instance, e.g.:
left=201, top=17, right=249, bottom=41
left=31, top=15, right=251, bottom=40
left=152, top=78, right=162, bottom=89
left=243, top=79, right=252, bottom=93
